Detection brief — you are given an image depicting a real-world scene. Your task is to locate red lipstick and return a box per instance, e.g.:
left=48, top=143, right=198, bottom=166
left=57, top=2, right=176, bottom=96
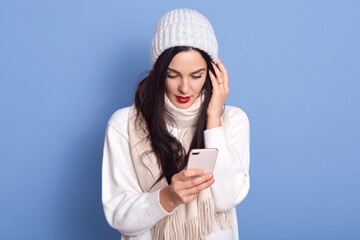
left=176, top=96, right=191, bottom=103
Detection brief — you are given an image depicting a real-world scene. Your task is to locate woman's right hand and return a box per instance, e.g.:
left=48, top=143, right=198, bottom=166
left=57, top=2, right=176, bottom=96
left=159, top=169, right=215, bottom=212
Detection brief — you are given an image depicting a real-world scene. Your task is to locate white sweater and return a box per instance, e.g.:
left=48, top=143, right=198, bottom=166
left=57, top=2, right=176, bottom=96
left=102, top=105, right=250, bottom=240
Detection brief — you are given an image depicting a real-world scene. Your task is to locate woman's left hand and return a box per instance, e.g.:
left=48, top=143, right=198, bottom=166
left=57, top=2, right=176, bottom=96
left=207, top=57, right=229, bottom=129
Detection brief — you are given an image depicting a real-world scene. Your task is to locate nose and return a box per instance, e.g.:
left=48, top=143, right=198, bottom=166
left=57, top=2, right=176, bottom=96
left=178, top=78, right=190, bottom=94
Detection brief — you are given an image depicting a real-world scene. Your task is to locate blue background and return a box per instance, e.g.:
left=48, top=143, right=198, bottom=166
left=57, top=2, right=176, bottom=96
left=1, top=0, right=359, bottom=239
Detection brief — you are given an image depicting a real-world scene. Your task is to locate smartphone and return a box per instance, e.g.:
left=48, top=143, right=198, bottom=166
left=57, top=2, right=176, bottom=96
left=186, top=148, right=218, bottom=177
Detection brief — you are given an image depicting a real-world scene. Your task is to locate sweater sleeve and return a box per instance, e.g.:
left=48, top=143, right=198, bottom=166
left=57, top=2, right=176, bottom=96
left=102, top=123, right=172, bottom=236
left=204, top=107, right=250, bottom=212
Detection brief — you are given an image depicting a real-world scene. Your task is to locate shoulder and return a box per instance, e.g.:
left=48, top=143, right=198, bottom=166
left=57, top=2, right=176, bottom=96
left=223, top=105, right=250, bottom=128
left=107, top=106, right=132, bottom=134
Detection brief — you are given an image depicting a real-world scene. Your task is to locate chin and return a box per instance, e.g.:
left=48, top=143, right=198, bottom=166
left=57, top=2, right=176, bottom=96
left=175, top=104, right=190, bottom=109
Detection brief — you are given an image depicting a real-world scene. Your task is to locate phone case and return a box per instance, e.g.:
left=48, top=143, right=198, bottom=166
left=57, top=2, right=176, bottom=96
left=186, top=148, right=218, bottom=174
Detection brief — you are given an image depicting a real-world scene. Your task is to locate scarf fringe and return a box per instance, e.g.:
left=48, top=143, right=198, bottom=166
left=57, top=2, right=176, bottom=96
left=215, top=210, right=234, bottom=231
left=154, top=198, right=233, bottom=240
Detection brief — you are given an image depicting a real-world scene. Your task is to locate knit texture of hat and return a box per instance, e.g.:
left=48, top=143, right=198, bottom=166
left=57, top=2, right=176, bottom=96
left=150, top=8, right=218, bottom=67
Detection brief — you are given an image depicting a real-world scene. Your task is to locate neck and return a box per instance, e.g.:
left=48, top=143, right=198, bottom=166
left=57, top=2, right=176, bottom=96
left=164, top=92, right=205, bottom=129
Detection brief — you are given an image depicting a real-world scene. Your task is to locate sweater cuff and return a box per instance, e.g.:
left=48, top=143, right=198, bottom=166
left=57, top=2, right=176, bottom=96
left=146, top=188, right=175, bottom=222
left=204, top=126, right=227, bottom=148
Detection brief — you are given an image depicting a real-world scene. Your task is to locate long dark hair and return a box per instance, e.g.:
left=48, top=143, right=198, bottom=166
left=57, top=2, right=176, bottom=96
left=134, top=46, right=216, bottom=186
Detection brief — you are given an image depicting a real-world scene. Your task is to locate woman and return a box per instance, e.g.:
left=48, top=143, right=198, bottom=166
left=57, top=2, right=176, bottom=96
left=102, top=8, right=250, bottom=240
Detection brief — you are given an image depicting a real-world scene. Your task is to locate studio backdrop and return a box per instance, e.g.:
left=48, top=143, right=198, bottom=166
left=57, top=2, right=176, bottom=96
left=1, top=0, right=359, bottom=239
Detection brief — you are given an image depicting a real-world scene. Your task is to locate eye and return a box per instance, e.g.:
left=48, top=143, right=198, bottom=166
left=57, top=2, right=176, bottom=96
left=192, top=75, right=203, bottom=79
left=166, top=74, right=177, bottom=78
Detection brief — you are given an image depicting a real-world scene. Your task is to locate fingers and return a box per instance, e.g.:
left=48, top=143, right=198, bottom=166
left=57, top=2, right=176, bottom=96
left=216, top=57, right=227, bottom=74
left=210, top=59, right=227, bottom=87
left=208, top=67, right=219, bottom=88
left=185, top=177, right=215, bottom=195
left=217, top=57, right=229, bottom=86
left=172, top=179, right=215, bottom=204
left=173, top=172, right=214, bottom=193
left=209, top=57, right=229, bottom=98
left=182, top=172, right=213, bottom=189
left=211, top=62, right=222, bottom=82
left=170, top=170, right=215, bottom=204
left=176, top=177, right=215, bottom=203
left=175, top=169, right=204, bottom=181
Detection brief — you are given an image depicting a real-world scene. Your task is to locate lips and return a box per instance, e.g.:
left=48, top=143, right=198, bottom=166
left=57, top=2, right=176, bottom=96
left=176, top=96, right=191, bottom=103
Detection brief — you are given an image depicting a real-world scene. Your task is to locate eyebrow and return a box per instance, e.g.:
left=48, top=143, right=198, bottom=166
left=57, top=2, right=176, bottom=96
left=167, top=67, right=206, bottom=74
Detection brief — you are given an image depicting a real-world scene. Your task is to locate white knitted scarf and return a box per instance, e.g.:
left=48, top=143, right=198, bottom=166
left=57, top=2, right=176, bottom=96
left=127, top=93, right=233, bottom=240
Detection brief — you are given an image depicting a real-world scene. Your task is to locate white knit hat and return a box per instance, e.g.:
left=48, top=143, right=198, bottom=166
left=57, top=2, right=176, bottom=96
left=150, top=8, right=218, bottom=67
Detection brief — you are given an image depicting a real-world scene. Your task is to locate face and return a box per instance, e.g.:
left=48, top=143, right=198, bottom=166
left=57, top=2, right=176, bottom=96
left=165, top=50, right=207, bottom=109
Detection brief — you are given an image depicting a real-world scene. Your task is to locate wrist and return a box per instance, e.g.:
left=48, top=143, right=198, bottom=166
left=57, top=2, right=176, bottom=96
left=159, top=186, right=178, bottom=212
left=206, top=115, right=221, bottom=129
